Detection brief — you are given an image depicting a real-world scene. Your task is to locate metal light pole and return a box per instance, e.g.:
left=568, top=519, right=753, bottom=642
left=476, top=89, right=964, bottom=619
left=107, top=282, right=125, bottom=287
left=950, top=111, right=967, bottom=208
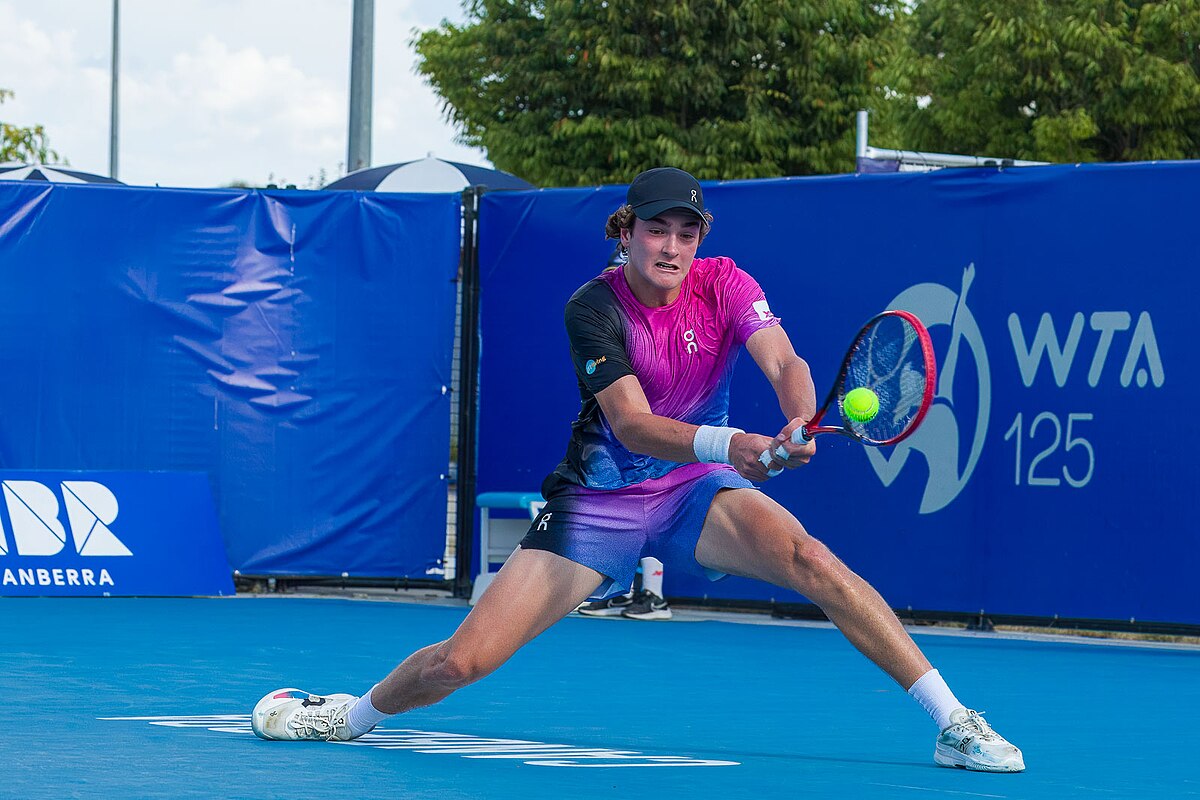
left=109, top=0, right=120, bottom=179
left=346, top=0, right=374, bottom=173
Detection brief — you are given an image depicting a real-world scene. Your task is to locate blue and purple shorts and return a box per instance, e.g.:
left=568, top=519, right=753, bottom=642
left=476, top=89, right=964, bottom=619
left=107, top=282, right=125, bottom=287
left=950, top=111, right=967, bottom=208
left=520, top=463, right=756, bottom=598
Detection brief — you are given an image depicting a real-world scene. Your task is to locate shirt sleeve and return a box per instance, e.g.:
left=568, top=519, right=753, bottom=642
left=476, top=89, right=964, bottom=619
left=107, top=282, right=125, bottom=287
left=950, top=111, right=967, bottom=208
left=722, top=261, right=781, bottom=344
left=564, top=288, right=636, bottom=394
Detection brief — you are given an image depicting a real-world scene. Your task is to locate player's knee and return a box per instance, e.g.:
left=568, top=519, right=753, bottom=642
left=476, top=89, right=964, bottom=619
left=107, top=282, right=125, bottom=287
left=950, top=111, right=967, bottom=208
left=790, top=537, right=854, bottom=596
left=789, top=536, right=832, bottom=574
left=431, top=646, right=495, bottom=689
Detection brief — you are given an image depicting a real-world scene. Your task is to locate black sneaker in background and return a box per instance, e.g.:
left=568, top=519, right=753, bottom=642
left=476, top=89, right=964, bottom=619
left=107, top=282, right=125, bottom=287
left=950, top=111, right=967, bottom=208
left=576, top=593, right=634, bottom=617
left=621, top=590, right=673, bottom=621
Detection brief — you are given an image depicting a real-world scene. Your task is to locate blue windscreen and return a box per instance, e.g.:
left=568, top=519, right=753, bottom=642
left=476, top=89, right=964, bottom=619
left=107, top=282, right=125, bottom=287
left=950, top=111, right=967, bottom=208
left=0, top=183, right=460, bottom=578
left=478, top=163, right=1196, bottom=624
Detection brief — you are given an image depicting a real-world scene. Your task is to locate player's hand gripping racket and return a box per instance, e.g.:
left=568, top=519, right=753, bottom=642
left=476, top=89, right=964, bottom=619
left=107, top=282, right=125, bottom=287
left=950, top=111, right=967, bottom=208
left=758, top=310, right=937, bottom=477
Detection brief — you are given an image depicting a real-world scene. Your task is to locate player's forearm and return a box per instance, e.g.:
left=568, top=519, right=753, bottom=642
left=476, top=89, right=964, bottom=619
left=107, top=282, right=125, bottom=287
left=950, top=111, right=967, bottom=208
left=771, top=356, right=817, bottom=423
left=609, top=412, right=708, bottom=464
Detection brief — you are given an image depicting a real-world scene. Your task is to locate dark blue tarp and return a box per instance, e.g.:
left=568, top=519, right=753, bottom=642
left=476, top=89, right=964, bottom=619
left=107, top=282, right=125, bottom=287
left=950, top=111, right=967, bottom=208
left=477, top=163, right=1196, bottom=624
left=0, top=183, right=459, bottom=577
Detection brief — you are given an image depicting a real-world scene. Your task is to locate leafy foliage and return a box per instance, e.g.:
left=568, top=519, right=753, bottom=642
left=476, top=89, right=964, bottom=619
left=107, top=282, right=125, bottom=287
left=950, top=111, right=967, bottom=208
left=414, top=0, right=898, bottom=185
left=883, top=0, right=1200, bottom=162
left=415, top=1, right=1200, bottom=179
left=0, top=89, right=60, bottom=164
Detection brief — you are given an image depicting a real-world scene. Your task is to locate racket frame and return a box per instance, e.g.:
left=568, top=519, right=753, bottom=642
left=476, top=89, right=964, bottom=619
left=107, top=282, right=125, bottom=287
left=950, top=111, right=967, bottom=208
left=801, top=309, right=936, bottom=447
left=760, top=309, right=937, bottom=476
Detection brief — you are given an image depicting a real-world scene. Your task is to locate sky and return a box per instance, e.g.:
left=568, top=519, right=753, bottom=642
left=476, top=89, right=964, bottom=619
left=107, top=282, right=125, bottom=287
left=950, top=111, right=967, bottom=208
left=0, top=0, right=488, bottom=188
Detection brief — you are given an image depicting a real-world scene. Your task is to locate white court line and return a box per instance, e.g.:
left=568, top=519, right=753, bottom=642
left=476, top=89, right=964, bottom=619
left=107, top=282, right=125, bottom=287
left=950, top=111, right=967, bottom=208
left=669, top=610, right=1200, bottom=652
left=100, top=715, right=739, bottom=769
left=224, top=593, right=1200, bottom=652
left=867, top=783, right=1007, bottom=798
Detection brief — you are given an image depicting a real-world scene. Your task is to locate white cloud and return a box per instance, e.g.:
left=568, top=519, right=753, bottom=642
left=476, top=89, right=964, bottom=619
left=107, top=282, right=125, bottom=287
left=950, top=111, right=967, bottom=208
left=0, top=3, right=108, bottom=169
left=122, top=35, right=346, bottom=185
left=372, top=1, right=481, bottom=166
left=0, top=0, right=488, bottom=187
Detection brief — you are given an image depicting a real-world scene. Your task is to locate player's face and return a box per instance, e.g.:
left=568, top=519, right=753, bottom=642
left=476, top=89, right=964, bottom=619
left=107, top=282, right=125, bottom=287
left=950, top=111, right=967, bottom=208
left=620, top=211, right=702, bottom=306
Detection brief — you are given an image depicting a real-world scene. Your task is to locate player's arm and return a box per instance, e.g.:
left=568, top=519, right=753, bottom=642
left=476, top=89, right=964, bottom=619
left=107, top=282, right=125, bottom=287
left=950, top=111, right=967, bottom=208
left=745, top=325, right=817, bottom=467
left=593, top=376, right=778, bottom=480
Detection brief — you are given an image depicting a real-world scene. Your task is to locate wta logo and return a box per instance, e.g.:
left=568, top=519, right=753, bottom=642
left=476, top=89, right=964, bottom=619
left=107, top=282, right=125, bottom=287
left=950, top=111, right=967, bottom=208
left=865, top=265, right=990, bottom=514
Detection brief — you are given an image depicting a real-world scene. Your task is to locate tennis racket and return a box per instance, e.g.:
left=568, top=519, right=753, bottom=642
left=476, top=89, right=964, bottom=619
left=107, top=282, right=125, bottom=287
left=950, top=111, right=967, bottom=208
left=758, top=309, right=936, bottom=477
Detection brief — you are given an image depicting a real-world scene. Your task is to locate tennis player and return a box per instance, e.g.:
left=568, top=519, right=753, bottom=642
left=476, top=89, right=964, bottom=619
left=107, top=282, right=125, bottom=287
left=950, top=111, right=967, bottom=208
left=252, top=167, right=1025, bottom=773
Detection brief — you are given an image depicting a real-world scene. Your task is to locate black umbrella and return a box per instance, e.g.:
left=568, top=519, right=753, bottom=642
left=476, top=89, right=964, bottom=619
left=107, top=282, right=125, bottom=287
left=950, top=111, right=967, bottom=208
left=0, top=163, right=124, bottom=184
left=324, top=156, right=532, bottom=192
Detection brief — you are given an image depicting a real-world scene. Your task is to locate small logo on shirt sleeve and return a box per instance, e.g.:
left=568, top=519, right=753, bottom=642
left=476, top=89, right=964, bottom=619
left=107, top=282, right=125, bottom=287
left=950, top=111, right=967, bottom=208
left=753, top=299, right=773, bottom=321
left=585, top=356, right=606, bottom=375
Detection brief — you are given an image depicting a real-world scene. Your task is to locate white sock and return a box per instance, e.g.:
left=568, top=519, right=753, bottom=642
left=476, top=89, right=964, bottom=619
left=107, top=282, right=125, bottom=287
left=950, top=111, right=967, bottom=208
left=346, top=685, right=390, bottom=736
left=640, top=557, right=664, bottom=597
left=907, top=669, right=965, bottom=731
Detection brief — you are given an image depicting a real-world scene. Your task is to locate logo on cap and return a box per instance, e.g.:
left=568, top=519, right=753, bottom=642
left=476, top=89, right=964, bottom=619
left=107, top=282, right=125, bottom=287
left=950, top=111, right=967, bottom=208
left=626, top=167, right=705, bottom=221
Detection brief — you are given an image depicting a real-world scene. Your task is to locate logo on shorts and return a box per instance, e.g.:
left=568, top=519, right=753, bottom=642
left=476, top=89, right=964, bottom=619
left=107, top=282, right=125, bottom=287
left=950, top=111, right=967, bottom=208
left=585, top=356, right=606, bottom=375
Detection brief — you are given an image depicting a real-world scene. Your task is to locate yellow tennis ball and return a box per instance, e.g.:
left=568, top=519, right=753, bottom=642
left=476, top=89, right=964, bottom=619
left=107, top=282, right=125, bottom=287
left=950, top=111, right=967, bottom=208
left=844, top=387, right=880, bottom=423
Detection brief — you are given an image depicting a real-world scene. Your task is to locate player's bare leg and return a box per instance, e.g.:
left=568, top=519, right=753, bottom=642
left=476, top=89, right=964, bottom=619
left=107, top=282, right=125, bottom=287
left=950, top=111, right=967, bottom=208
left=253, top=548, right=602, bottom=741
left=370, top=547, right=603, bottom=714
left=695, top=487, right=930, bottom=687
left=694, top=487, right=1023, bottom=772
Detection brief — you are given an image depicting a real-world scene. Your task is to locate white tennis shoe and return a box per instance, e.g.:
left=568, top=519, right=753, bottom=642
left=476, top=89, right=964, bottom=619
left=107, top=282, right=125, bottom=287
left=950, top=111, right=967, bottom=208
left=251, top=688, right=360, bottom=742
left=934, top=708, right=1025, bottom=772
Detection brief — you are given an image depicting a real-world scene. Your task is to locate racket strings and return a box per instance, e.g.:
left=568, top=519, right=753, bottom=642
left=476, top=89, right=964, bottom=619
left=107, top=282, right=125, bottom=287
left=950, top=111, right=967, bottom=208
left=843, top=316, right=931, bottom=444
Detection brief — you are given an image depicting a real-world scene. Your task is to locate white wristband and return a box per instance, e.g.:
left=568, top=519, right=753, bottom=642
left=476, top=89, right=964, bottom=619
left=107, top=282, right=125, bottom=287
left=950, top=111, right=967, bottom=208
left=693, top=425, right=744, bottom=465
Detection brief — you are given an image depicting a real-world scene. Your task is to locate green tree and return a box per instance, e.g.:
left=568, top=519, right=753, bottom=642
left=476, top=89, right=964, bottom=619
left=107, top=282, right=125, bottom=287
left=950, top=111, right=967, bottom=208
left=1, top=89, right=60, bottom=164
left=414, top=0, right=899, bottom=185
left=882, top=0, right=1200, bottom=162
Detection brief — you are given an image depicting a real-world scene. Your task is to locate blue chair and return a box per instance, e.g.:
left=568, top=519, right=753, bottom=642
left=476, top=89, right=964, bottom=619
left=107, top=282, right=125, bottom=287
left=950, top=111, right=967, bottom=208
left=470, top=492, right=545, bottom=604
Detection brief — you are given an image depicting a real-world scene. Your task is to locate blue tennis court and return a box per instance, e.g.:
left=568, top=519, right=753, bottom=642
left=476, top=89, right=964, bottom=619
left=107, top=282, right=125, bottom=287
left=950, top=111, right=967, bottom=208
left=4, top=595, right=1196, bottom=799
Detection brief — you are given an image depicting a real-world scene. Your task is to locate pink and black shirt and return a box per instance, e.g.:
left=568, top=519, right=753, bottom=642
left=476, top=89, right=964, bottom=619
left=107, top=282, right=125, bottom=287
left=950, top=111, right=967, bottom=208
left=542, top=256, right=780, bottom=497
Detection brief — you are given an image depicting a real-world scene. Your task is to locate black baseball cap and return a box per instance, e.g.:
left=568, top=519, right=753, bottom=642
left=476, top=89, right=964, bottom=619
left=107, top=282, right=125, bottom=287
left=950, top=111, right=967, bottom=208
left=627, top=167, right=705, bottom=221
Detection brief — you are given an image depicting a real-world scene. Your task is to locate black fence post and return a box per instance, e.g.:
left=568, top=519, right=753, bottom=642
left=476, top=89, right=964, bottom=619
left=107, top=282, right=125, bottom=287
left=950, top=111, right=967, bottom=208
left=453, top=187, right=482, bottom=598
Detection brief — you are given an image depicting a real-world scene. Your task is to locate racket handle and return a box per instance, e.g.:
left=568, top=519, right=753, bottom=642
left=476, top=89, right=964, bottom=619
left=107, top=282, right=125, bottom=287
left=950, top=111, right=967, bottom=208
left=758, top=426, right=812, bottom=477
